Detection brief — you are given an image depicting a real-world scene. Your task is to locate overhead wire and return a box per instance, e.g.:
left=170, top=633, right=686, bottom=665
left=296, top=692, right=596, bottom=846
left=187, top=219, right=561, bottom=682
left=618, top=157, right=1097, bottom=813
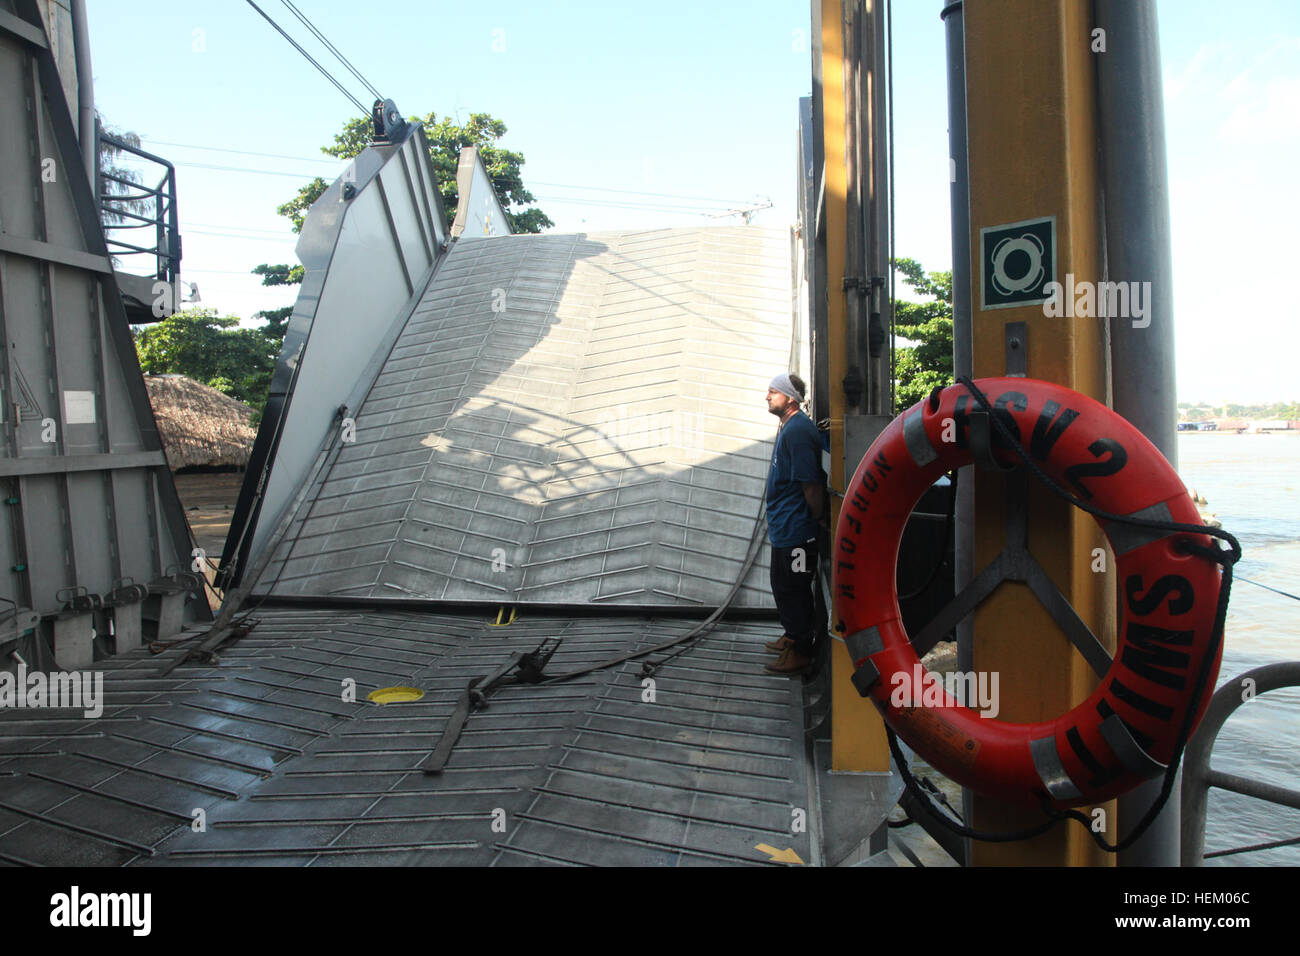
left=190, top=221, right=300, bottom=236
left=142, top=139, right=758, bottom=208
left=182, top=268, right=293, bottom=276
left=169, top=160, right=337, bottom=179
left=140, top=140, right=342, bottom=166
left=242, top=0, right=368, bottom=115
left=280, top=0, right=382, bottom=101
left=186, top=229, right=297, bottom=243
left=528, top=180, right=757, bottom=206
left=169, top=166, right=741, bottom=217
left=531, top=196, right=738, bottom=215
left=145, top=139, right=764, bottom=223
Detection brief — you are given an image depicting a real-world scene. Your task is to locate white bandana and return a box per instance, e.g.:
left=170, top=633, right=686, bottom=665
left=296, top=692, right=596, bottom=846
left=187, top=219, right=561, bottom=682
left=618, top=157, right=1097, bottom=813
left=769, top=373, right=802, bottom=403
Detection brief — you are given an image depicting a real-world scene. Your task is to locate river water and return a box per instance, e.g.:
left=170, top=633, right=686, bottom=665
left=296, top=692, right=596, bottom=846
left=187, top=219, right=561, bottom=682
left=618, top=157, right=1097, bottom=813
left=1177, top=434, right=1300, bottom=867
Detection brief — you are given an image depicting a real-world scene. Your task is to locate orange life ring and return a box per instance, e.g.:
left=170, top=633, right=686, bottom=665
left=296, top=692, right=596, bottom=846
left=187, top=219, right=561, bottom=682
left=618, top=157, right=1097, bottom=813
left=833, top=377, right=1224, bottom=809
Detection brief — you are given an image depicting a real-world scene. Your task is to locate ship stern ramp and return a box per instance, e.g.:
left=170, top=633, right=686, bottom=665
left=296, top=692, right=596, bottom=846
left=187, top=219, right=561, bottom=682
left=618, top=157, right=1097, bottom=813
left=0, top=130, right=888, bottom=866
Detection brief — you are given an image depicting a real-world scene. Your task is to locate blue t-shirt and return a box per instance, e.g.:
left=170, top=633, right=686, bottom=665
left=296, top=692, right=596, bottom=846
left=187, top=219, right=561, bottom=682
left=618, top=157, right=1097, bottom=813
left=766, top=410, right=826, bottom=547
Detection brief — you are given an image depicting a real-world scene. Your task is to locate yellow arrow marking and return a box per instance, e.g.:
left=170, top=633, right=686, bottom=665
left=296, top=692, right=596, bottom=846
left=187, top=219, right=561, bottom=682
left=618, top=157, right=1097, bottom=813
left=755, top=843, right=804, bottom=865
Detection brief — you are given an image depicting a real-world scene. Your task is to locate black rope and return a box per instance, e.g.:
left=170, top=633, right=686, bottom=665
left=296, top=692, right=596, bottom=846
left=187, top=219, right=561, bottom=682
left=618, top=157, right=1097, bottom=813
left=956, top=377, right=1242, bottom=561
left=416, top=497, right=770, bottom=771
left=881, top=377, right=1242, bottom=853
left=898, top=470, right=956, bottom=601
left=539, top=496, right=769, bottom=683
left=920, top=774, right=965, bottom=823
left=888, top=727, right=1062, bottom=843
left=540, top=257, right=802, bottom=683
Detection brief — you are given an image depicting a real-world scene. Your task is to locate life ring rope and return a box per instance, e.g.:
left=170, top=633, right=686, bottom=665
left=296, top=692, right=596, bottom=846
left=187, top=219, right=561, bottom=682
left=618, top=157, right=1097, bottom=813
left=956, top=377, right=1241, bottom=558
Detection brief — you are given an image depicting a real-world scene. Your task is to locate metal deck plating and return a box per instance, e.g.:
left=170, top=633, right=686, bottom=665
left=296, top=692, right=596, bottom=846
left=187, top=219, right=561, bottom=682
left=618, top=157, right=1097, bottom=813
left=0, top=608, right=816, bottom=866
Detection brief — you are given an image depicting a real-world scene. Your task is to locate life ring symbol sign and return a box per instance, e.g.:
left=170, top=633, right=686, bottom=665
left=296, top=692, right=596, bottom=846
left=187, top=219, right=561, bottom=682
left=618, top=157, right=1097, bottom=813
left=979, top=216, right=1056, bottom=308
left=990, top=234, right=1045, bottom=295
left=833, top=377, right=1224, bottom=809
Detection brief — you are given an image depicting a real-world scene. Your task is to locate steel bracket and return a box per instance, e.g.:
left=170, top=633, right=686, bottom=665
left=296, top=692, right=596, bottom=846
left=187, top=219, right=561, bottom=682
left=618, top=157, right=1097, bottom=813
left=1005, top=321, right=1028, bottom=377
left=909, top=443, right=1113, bottom=679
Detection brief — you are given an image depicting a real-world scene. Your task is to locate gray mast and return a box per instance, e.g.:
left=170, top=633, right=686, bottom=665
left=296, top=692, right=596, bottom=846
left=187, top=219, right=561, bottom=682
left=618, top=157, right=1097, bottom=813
left=941, top=0, right=973, bottom=864
left=1097, top=0, right=1180, bottom=866
left=70, top=0, right=95, bottom=184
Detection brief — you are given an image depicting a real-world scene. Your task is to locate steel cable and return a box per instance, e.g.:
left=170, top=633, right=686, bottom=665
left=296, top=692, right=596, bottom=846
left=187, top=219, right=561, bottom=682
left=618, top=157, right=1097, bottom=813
left=244, top=0, right=368, bottom=115
left=280, top=0, right=382, bottom=100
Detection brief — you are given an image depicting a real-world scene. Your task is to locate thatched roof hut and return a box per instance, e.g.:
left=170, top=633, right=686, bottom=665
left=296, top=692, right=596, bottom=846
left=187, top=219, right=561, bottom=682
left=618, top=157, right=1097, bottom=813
left=143, top=374, right=256, bottom=470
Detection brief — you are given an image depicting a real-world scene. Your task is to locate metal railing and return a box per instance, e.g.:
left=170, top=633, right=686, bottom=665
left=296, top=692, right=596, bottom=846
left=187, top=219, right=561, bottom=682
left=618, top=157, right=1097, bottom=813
left=96, top=127, right=180, bottom=287
left=1181, top=661, right=1300, bottom=865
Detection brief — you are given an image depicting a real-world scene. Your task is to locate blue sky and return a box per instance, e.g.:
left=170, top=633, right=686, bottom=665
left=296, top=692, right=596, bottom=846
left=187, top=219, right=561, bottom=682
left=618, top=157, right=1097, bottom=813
left=86, top=0, right=1298, bottom=403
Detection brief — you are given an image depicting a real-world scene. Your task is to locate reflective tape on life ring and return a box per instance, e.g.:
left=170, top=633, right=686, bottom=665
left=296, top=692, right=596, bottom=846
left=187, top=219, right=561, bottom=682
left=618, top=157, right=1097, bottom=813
left=832, top=377, right=1224, bottom=809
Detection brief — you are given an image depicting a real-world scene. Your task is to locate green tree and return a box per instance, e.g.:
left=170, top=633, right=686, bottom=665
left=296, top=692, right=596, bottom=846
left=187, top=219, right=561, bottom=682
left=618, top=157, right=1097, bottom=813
left=262, top=111, right=551, bottom=245
left=96, top=114, right=148, bottom=226
left=892, top=257, right=954, bottom=411
left=254, top=306, right=293, bottom=342
left=252, top=263, right=304, bottom=286
left=134, top=308, right=280, bottom=412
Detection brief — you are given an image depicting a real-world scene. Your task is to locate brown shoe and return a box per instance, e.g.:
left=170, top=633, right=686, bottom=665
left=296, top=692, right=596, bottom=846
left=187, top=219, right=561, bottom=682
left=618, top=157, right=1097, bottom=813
left=764, top=635, right=793, bottom=653
left=765, top=647, right=812, bottom=675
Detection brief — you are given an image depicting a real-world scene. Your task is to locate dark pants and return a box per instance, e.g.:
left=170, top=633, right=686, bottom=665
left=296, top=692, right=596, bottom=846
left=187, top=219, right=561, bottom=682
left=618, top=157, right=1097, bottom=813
left=769, top=538, right=820, bottom=656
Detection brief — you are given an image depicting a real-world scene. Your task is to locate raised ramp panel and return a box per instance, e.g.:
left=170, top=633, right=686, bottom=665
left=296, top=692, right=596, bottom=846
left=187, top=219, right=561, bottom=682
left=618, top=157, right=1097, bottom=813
left=256, top=227, right=793, bottom=609
left=220, top=124, right=449, bottom=589
left=451, top=145, right=512, bottom=240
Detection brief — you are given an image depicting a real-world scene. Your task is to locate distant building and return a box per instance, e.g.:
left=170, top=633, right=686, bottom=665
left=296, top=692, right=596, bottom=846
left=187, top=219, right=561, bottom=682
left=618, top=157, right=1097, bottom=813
left=1210, top=418, right=1248, bottom=433
left=1252, top=420, right=1299, bottom=433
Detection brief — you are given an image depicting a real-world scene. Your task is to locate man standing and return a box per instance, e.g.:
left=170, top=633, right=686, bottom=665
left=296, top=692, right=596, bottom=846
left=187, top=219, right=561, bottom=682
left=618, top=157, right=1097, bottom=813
left=762, top=372, right=826, bottom=675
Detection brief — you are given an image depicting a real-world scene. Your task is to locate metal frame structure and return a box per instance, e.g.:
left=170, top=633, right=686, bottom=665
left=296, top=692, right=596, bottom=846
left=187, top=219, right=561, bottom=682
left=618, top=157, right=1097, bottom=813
left=95, top=128, right=182, bottom=323
left=808, top=0, right=895, bottom=776
left=450, top=146, right=512, bottom=240
left=219, top=120, right=449, bottom=590
left=0, top=1, right=205, bottom=663
left=1181, top=662, right=1300, bottom=865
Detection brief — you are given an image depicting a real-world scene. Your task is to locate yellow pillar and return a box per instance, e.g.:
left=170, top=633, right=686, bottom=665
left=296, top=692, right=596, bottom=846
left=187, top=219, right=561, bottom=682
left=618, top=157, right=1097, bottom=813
left=823, top=0, right=889, bottom=773
left=964, top=0, right=1116, bottom=865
